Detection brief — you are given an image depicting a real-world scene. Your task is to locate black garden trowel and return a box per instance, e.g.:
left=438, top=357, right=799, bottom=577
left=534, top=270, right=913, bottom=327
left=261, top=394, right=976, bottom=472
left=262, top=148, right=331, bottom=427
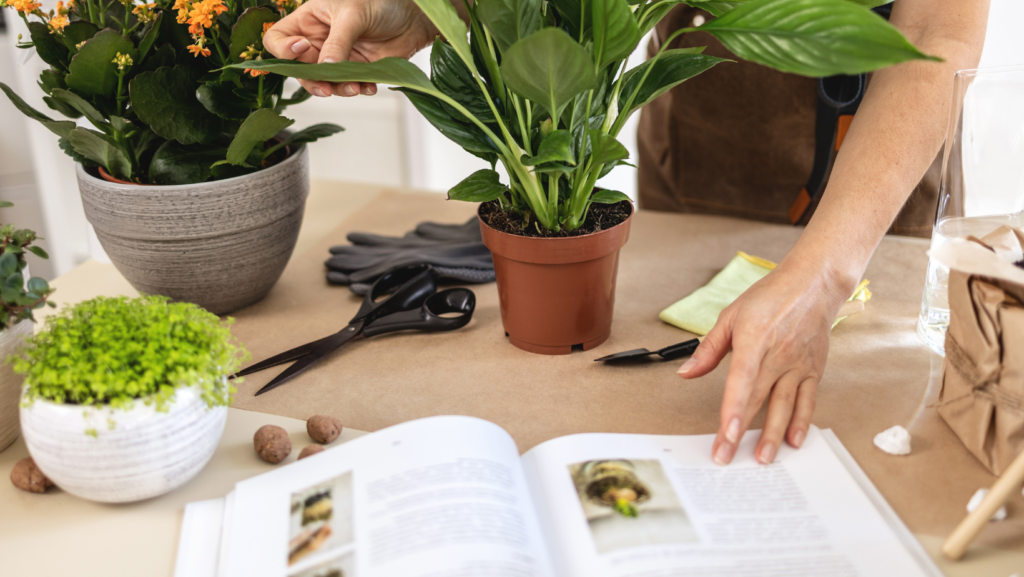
left=594, top=338, right=701, bottom=363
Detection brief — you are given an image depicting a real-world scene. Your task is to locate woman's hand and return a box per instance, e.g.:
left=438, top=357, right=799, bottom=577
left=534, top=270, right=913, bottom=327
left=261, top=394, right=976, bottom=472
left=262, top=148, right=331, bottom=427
left=677, top=261, right=850, bottom=466
left=263, top=0, right=438, bottom=98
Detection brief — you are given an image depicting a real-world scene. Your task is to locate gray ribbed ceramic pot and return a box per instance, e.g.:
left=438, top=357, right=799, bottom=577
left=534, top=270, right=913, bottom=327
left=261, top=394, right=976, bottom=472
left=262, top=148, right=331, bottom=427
left=77, top=145, right=309, bottom=314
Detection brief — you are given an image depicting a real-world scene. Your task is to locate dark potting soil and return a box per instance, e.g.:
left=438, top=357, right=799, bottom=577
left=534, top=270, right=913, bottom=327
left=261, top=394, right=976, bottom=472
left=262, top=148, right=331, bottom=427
left=480, top=199, right=631, bottom=238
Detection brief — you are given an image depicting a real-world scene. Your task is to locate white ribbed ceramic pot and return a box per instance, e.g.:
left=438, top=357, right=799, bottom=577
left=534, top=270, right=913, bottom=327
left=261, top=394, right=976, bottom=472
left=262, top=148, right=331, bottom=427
left=20, top=384, right=227, bottom=503
left=0, top=319, right=33, bottom=452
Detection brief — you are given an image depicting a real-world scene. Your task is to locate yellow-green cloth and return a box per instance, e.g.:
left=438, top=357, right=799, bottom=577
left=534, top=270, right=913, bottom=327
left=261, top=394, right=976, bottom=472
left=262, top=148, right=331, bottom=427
left=658, top=252, right=872, bottom=335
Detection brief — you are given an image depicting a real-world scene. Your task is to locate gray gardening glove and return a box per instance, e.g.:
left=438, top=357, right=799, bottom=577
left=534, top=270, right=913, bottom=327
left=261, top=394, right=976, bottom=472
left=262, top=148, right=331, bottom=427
left=326, top=217, right=495, bottom=295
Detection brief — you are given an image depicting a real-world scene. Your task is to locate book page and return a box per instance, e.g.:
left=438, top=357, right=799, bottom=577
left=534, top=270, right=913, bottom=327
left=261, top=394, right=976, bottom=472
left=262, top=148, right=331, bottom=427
left=521, top=427, right=936, bottom=577
left=223, top=416, right=555, bottom=577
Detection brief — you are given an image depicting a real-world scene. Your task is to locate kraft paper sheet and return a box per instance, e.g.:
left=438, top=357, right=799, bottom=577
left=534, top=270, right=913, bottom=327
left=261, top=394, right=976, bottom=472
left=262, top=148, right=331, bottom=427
left=229, top=190, right=1024, bottom=548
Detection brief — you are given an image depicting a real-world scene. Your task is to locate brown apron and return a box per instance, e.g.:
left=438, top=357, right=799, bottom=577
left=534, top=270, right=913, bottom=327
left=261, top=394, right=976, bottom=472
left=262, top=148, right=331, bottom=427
left=636, top=7, right=941, bottom=238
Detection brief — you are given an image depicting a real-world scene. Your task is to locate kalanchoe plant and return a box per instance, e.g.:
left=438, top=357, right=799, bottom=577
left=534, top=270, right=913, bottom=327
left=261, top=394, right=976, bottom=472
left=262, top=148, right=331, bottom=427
left=0, top=201, right=56, bottom=329
left=15, top=295, right=250, bottom=412
left=236, top=0, right=937, bottom=233
left=0, top=0, right=342, bottom=184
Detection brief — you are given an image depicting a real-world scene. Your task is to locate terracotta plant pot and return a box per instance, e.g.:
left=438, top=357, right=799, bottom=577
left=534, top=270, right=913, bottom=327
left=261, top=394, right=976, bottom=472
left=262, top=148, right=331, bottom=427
left=77, top=144, right=309, bottom=315
left=479, top=203, right=633, bottom=355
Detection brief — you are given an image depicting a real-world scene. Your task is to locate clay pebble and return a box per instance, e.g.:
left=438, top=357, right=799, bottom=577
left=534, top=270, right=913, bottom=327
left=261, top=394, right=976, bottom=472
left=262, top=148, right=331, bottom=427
left=298, top=445, right=325, bottom=460
left=967, top=488, right=1007, bottom=521
left=873, top=425, right=911, bottom=455
left=254, top=424, right=292, bottom=464
left=11, top=457, right=54, bottom=493
left=306, top=415, right=342, bottom=444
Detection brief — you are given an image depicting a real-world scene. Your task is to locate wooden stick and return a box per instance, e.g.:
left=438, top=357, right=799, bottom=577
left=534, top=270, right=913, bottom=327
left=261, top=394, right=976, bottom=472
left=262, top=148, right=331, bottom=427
left=942, top=449, right=1024, bottom=560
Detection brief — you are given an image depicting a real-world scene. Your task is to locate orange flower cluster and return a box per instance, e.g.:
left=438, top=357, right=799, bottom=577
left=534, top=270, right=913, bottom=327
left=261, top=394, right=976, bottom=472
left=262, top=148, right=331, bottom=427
left=240, top=22, right=274, bottom=77
left=132, top=2, right=156, bottom=23
left=274, top=0, right=302, bottom=14
left=48, top=0, right=70, bottom=32
left=174, top=0, right=226, bottom=58
left=8, top=0, right=43, bottom=13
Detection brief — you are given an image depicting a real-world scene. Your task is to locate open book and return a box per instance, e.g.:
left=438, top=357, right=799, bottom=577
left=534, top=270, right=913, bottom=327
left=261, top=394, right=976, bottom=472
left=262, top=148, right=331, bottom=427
left=176, top=416, right=940, bottom=577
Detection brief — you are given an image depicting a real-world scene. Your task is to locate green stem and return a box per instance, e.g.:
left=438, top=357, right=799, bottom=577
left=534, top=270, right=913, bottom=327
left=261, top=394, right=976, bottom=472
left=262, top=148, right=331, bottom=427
left=115, top=71, right=126, bottom=114
left=611, top=27, right=693, bottom=136
left=257, top=74, right=264, bottom=108
left=512, top=95, right=530, bottom=153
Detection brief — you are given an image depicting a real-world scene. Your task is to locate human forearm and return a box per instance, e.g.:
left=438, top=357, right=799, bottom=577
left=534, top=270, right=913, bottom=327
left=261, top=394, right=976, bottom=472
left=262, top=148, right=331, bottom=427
left=781, top=0, right=990, bottom=303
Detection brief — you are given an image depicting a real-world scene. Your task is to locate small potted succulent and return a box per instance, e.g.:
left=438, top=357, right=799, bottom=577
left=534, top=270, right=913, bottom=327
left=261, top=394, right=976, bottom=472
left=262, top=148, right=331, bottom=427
left=0, top=203, right=55, bottom=452
left=1, top=0, right=343, bottom=313
left=16, top=295, right=249, bottom=502
left=240, top=0, right=936, bottom=353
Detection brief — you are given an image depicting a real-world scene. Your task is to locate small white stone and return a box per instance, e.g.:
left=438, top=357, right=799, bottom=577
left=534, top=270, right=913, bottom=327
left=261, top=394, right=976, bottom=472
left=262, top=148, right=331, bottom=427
left=967, top=488, right=1007, bottom=522
left=873, top=425, right=912, bottom=455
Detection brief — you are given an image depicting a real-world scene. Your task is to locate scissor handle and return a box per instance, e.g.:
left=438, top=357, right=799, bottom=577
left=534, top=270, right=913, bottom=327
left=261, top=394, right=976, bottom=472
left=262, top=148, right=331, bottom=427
left=362, top=288, right=476, bottom=338
left=351, top=263, right=438, bottom=323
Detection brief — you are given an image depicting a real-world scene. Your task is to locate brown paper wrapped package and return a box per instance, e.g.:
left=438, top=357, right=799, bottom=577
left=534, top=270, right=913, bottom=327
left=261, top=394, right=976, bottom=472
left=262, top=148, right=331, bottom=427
left=935, top=227, right=1024, bottom=475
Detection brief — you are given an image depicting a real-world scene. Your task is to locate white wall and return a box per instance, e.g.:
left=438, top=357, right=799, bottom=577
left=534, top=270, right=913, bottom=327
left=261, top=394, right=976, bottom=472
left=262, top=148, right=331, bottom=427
left=1, top=0, right=1022, bottom=279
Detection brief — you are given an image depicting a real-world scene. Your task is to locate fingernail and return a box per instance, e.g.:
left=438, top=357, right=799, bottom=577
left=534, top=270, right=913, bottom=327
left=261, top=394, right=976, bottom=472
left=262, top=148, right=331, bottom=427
left=291, top=39, right=311, bottom=54
left=361, top=85, right=375, bottom=96
left=758, top=442, right=776, bottom=464
left=322, top=57, right=339, bottom=64
left=792, top=429, right=805, bottom=448
left=678, top=357, right=697, bottom=375
left=713, top=442, right=734, bottom=465
left=725, top=417, right=741, bottom=444
left=310, top=87, right=325, bottom=98
left=342, top=83, right=357, bottom=96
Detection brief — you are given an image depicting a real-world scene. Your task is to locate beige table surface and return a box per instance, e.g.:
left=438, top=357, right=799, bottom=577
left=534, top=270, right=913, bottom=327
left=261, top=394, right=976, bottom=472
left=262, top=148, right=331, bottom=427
left=1, top=180, right=1022, bottom=577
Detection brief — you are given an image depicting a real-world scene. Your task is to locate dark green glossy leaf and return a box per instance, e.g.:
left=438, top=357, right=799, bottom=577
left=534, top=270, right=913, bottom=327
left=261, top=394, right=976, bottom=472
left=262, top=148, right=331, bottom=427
left=476, top=0, right=541, bottom=54
left=548, top=0, right=590, bottom=43
left=430, top=38, right=492, bottom=119
left=620, top=49, right=726, bottom=115
left=0, top=253, right=17, bottom=277
left=66, top=29, right=136, bottom=97
left=501, top=28, right=596, bottom=120
left=230, top=7, right=278, bottom=62
left=37, top=69, right=66, bottom=95
left=141, top=43, right=176, bottom=73
left=272, top=123, right=344, bottom=154
left=590, top=188, right=631, bottom=204
left=697, top=0, right=937, bottom=77
left=137, top=13, right=162, bottom=60
left=522, top=129, right=574, bottom=165
left=60, top=20, right=100, bottom=52
left=26, top=246, right=49, bottom=260
left=587, top=129, right=628, bottom=165
left=4, top=272, right=23, bottom=291
left=197, top=82, right=253, bottom=120
left=149, top=141, right=226, bottom=184
left=0, top=81, right=76, bottom=139
left=28, top=22, right=69, bottom=71
left=592, top=0, right=639, bottom=69
left=226, top=108, right=293, bottom=165
left=130, top=65, right=225, bottom=144
left=26, top=277, right=49, bottom=293
left=58, top=137, right=97, bottom=166
left=68, top=127, right=132, bottom=178
left=448, top=169, right=507, bottom=202
left=413, top=0, right=476, bottom=73
left=275, top=85, right=311, bottom=110
left=50, top=88, right=108, bottom=127
left=395, top=88, right=498, bottom=163
left=43, top=96, right=81, bottom=119
left=231, top=58, right=438, bottom=95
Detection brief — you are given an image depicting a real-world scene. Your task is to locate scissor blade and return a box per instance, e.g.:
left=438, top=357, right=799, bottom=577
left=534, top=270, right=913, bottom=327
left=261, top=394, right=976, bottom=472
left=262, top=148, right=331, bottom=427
left=594, top=348, right=654, bottom=362
left=232, top=332, right=341, bottom=378
left=254, top=326, right=364, bottom=396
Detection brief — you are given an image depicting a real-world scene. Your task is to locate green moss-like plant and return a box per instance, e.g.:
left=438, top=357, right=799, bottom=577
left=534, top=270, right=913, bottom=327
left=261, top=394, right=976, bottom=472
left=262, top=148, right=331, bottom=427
left=16, top=295, right=249, bottom=412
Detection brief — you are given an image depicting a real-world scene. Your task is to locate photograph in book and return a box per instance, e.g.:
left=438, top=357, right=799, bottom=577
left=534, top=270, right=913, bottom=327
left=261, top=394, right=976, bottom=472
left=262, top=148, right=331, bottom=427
left=569, top=459, right=698, bottom=553
left=289, top=552, right=355, bottom=577
left=288, top=472, right=354, bottom=566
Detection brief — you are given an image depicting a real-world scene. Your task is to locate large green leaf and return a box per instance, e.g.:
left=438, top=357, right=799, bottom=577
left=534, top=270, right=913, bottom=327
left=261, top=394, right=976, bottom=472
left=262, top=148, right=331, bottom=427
left=687, top=0, right=891, bottom=17
left=590, top=188, right=631, bottom=204
left=500, top=28, right=596, bottom=121
left=476, top=0, right=541, bottom=54
left=231, top=58, right=439, bottom=95
left=587, top=129, right=629, bottom=165
left=130, top=65, right=225, bottom=144
left=137, top=13, right=162, bottom=61
left=620, top=49, right=726, bottom=115
left=60, top=21, right=100, bottom=52
left=226, top=109, right=294, bottom=165
left=149, top=141, right=225, bottom=184
left=28, top=22, right=69, bottom=71
left=548, top=0, right=590, bottom=42
left=197, top=82, right=253, bottom=120
left=230, top=7, right=278, bottom=62
left=394, top=88, right=498, bottom=162
left=68, top=127, right=132, bottom=178
left=521, top=129, right=574, bottom=166
left=37, top=69, right=66, bottom=95
left=272, top=123, right=344, bottom=154
left=0, top=81, right=76, bottom=139
left=49, top=88, right=108, bottom=128
left=697, top=0, right=937, bottom=77
left=430, top=38, right=493, bottom=119
left=66, top=29, right=136, bottom=98
left=448, top=169, right=507, bottom=202
left=592, top=0, right=639, bottom=69
left=58, top=137, right=97, bottom=166
left=412, top=0, right=476, bottom=73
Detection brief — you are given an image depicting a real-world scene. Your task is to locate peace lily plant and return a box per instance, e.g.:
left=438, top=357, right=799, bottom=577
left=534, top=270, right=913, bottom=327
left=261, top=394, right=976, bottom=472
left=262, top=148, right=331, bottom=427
left=0, top=0, right=341, bottom=184
left=237, top=0, right=936, bottom=234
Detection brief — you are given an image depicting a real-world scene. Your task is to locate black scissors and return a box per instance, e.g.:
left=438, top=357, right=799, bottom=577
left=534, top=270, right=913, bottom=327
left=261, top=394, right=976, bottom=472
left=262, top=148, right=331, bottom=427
left=235, top=263, right=476, bottom=396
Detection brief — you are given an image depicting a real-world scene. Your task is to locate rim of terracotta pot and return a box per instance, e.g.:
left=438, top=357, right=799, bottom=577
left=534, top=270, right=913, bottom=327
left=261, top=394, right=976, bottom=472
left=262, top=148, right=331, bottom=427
left=87, top=141, right=295, bottom=188
left=478, top=200, right=634, bottom=265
